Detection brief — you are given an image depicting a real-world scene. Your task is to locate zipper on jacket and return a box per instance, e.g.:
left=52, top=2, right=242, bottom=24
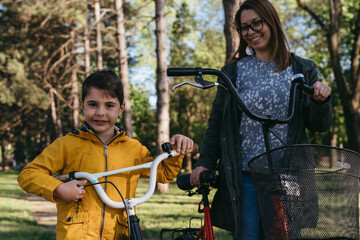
left=75, top=199, right=81, bottom=218
left=84, top=128, right=122, bottom=240
left=99, top=144, right=108, bottom=240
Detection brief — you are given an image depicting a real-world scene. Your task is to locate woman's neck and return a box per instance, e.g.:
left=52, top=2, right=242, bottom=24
left=254, top=50, right=271, bottom=62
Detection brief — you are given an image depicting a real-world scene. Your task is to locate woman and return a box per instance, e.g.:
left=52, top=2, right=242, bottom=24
left=190, top=0, right=332, bottom=239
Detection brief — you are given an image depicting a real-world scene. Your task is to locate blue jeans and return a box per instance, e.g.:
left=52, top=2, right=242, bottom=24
left=233, top=173, right=262, bottom=240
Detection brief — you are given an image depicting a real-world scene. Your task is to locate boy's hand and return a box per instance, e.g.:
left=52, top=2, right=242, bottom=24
left=53, top=180, right=87, bottom=202
left=170, top=134, right=194, bottom=155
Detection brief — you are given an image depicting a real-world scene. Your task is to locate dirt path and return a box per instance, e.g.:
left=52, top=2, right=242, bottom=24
left=26, top=194, right=159, bottom=239
left=26, top=193, right=57, bottom=233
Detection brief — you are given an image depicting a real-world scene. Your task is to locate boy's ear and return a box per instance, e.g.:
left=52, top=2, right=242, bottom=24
left=119, top=103, right=125, bottom=116
left=80, top=101, right=84, bottom=110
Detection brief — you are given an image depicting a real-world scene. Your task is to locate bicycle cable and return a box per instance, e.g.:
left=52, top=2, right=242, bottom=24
left=264, top=123, right=288, bottom=147
left=83, top=181, right=131, bottom=239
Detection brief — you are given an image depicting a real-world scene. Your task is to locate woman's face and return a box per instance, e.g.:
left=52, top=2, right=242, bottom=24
left=240, top=9, right=271, bottom=57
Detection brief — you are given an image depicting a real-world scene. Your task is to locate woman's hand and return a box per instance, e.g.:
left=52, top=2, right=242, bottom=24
left=171, top=134, right=194, bottom=154
left=53, top=180, right=87, bottom=202
left=190, top=166, right=209, bottom=188
left=310, top=81, right=331, bottom=102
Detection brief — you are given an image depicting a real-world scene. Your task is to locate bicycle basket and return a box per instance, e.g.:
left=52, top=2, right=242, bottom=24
left=248, top=144, right=360, bottom=240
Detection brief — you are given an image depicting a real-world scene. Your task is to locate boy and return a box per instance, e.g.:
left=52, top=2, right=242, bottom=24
left=18, top=70, right=193, bottom=239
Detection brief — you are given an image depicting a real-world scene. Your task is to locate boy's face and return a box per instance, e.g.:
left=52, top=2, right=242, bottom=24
left=81, top=87, right=125, bottom=142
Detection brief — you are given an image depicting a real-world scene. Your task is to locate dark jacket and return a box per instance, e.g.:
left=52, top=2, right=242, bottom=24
left=194, top=55, right=332, bottom=235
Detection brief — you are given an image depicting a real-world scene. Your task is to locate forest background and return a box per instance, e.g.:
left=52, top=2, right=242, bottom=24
left=0, top=0, right=360, bottom=188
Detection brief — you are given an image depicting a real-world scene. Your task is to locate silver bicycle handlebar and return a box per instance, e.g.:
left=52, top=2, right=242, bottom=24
left=55, top=145, right=198, bottom=210
left=75, top=150, right=179, bottom=209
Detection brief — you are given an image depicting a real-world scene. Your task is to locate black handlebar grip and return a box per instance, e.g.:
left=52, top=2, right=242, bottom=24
left=199, top=170, right=216, bottom=186
left=161, top=142, right=173, bottom=154
left=291, top=73, right=314, bottom=95
left=167, top=68, right=197, bottom=77
left=176, top=173, right=194, bottom=191
left=300, top=85, right=315, bottom=95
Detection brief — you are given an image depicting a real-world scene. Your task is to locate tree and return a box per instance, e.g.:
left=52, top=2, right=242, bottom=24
left=95, top=0, right=104, bottom=70
left=70, top=32, right=80, bottom=129
left=223, top=0, right=242, bottom=60
left=0, top=0, right=92, bottom=165
left=115, top=0, right=134, bottom=137
left=169, top=1, right=226, bottom=172
left=295, top=0, right=360, bottom=152
left=84, top=13, right=91, bottom=77
left=155, top=0, right=170, bottom=193
left=130, top=85, right=156, bottom=154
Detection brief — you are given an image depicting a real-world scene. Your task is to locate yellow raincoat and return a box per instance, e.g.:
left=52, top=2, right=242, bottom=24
left=18, top=127, right=183, bottom=239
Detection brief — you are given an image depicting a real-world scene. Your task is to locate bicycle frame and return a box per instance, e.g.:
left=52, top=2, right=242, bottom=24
left=56, top=142, right=198, bottom=240
left=196, top=188, right=214, bottom=240
left=175, top=171, right=216, bottom=240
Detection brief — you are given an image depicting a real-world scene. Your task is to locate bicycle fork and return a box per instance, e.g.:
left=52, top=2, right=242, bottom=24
left=196, top=187, right=214, bottom=240
left=269, top=192, right=290, bottom=240
left=126, top=201, right=143, bottom=240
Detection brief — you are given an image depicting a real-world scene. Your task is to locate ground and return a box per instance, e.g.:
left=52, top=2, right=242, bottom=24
left=26, top=194, right=159, bottom=239
left=26, top=193, right=57, bottom=233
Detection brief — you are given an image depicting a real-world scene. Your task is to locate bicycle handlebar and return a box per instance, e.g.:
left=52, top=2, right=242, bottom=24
left=167, top=68, right=199, bottom=76
left=167, top=67, right=314, bottom=126
left=55, top=143, right=198, bottom=209
left=177, top=170, right=218, bottom=191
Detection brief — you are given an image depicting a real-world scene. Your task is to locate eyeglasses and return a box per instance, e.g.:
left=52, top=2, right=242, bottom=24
left=238, top=19, right=265, bottom=35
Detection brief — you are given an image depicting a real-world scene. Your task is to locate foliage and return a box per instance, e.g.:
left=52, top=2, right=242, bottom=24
left=129, top=85, right=157, bottom=154
left=272, top=0, right=357, bottom=147
left=292, top=0, right=360, bottom=150
left=0, top=1, right=49, bottom=133
left=0, top=0, right=354, bottom=165
left=168, top=1, right=225, bottom=146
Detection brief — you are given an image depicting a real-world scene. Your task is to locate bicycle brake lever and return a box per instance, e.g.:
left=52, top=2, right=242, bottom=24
left=172, top=81, right=204, bottom=91
left=195, top=67, right=216, bottom=89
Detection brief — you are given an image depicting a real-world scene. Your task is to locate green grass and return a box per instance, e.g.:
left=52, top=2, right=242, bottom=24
left=0, top=170, right=55, bottom=240
left=0, top=170, right=231, bottom=240
left=135, top=178, right=232, bottom=239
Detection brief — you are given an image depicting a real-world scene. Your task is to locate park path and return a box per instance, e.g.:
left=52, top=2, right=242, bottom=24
left=26, top=193, right=57, bottom=233
left=26, top=194, right=159, bottom=240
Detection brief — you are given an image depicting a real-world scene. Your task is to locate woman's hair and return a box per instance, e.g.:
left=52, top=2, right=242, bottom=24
left=82, top=70, right=124, bottom=105
left=227, top=0, right=292, bottom=71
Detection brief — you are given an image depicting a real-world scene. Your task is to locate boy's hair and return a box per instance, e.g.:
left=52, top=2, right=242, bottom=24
left=82, top=70, right=124, bottom=105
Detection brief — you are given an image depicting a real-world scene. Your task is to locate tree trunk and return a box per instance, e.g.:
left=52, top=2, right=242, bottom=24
left=1, top=140, right=5, bottom=171
left=223, top=0, right=242, bottom=61
left=71, top=68, right=80, bottom=128
left=69, top=30, right=80, bottom=129
left=84, top=18, right=91, bottom=77
left=50, top=89, right=63, bottom=138
left=183, top=153, right=192, bottom=173
left=115, top=0, right=133, bottom=137
left=155, top=0, right=170, bottom=193
left=296, top=0, right=360, bottom=152
left=95, top=0, right=103, bottom=70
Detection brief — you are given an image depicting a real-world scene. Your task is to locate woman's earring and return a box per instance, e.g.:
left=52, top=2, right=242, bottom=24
left=246, top=46, right=254, bottom=55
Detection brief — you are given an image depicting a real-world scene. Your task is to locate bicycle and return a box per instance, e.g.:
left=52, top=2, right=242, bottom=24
left=55, top=142, right=198, bottom=240
left=158, top=170, right=217, bottom=240
left=167, top=67, right=360, bottom=240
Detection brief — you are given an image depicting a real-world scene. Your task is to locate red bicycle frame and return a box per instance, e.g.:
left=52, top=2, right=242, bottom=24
left=195, top=190, right=214, bottom=240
